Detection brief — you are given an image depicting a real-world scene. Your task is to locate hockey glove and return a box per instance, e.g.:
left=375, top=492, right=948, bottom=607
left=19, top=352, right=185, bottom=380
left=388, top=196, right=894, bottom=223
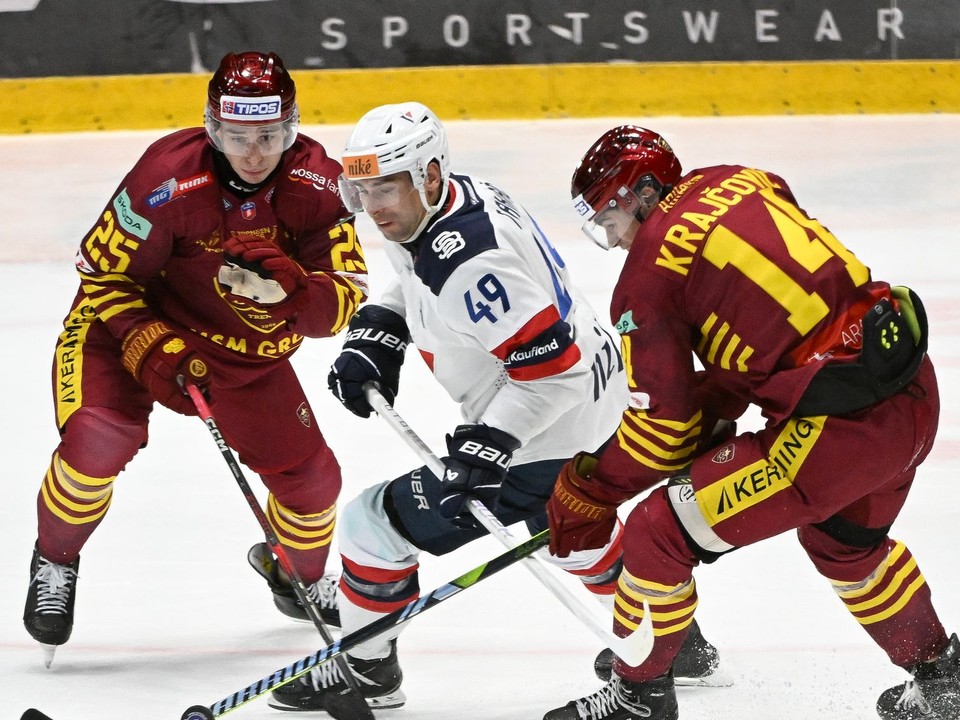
left=546, top=453, right=620, bottom=558
left=327, top=305, right=409, bottom=418
left=220, top=235, right=307, bottom=305
left=438, top=424, right=521, bottom=522
left=121, top=320, right=210, bottom=416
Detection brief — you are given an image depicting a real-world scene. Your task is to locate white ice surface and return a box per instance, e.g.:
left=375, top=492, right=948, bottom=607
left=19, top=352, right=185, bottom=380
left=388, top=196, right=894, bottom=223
left=1, top=114, right=959, bottom=720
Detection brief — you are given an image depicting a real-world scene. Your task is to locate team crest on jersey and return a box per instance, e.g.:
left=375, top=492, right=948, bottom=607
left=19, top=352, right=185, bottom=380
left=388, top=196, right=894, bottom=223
left=241, top=201, right=257, bottom=220
left=432, top=231, right=465, bottom=259
left=712, top=444, right=735, bottom=464
left=297, top=402, right=312, bottom=428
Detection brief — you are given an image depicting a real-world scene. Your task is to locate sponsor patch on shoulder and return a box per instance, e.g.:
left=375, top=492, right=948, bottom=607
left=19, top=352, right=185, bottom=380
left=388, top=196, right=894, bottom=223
left=112, top=188, right=152, bottom=240
left=616, top=310, right=638, bottom=334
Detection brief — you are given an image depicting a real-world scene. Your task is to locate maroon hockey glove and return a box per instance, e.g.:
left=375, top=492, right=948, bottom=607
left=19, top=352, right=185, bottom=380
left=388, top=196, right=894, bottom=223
left=546, top=453, right=620, bottom=558
left=121, top=321, right=210, bottom=416
left=222, top=235, right=307, bottom=303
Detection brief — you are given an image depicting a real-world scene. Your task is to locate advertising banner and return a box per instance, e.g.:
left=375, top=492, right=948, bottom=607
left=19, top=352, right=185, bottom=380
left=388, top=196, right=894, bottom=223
left=1, top=0, right=957, bottom=78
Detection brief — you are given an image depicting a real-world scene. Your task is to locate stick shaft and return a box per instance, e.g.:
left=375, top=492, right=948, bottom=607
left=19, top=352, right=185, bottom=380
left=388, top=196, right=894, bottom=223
left=186, top=385, right=374, bottom=717
left=363, top=384, right=654, bottom=666
left=201, top=531, right=548, bottom=717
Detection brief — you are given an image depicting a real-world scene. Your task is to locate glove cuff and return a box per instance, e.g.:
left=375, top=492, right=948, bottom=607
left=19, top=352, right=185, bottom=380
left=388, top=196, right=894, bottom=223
left=121, top=321, right=175, bottom=379
left=343, top=305, right=410, bottom=360
left=556, top=454, right=621, bottom=517
left=448, top=424, right=521, bottom=453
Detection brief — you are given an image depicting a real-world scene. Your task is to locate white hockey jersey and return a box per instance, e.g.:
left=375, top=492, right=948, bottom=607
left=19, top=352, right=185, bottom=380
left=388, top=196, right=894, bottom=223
left=378, top=173, right=628, bottom=464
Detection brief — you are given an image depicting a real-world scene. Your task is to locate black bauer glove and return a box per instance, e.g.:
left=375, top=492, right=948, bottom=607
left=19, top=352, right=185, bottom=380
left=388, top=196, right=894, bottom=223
left=328, top=305, right=409, bottom=418
left=438, top=424, right=521, bottom=522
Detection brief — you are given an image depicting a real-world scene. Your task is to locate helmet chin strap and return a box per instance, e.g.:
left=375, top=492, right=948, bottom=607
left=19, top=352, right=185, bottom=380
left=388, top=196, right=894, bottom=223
left=397, top=175, right=450, bottom=244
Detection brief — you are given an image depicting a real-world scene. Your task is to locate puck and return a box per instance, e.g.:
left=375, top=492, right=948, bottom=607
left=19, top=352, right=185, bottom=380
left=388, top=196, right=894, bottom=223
left=181, top=705, right=216, bottom=720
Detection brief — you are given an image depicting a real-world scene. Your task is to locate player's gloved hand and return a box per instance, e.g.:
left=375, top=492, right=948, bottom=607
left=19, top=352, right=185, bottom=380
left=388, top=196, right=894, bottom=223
left=327, top=305, right=409, bottom=418
left=546, top=453, right=620, bottom=558
left=438, top=424, right=521, bottom=522
left=121, top=320, right=210, bottom=416
left=220, top=235, right=307, bottom=305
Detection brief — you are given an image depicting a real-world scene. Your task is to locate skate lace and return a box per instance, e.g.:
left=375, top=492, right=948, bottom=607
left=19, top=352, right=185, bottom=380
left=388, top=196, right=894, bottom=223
left=31, top=558, right=77, bottom=614
left=306, top=657, right=380, bottom=691
left=574, top=677, right=652, bottom=719
left=306, top=574, right=339, bottom=610
left=894, top=680, right=932, bottom=713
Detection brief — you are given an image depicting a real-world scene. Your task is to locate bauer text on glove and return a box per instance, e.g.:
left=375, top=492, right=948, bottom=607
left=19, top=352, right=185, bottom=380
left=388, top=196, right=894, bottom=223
left=546, top=453, right=621, bottom=558
left=327, top=305, right=409, bottom=418
left=438, top=424, right=521, bottom=521
left=121, top=321, right=210, bottom=416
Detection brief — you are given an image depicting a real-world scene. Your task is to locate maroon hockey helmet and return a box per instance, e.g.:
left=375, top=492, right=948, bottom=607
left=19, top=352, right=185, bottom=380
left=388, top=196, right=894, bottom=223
left=205, top=51, right=300, bottom=152
left=571, top=126, right=682, bottom=248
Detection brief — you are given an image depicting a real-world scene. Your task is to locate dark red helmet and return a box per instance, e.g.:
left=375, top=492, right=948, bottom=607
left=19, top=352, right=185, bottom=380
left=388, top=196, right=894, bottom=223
left=571, top=125, right=682, bottom=218
left=205, top=51, right=300, bottom=153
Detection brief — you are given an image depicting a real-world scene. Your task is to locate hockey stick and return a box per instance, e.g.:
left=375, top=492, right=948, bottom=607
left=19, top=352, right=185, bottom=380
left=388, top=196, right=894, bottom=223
left=363, top=383, right=654, bottom=666
left=21, top=711, right=54, bottom=720
left=185, top=385, right=375, bottom=720
left=181, top=529, right=549, bottom=719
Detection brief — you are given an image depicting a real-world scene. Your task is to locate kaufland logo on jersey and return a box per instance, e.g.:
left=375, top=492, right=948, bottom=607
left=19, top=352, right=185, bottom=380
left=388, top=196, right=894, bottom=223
left=220, top=95, right=282, bottom=122
left=507, top=338, right=560, bottom=364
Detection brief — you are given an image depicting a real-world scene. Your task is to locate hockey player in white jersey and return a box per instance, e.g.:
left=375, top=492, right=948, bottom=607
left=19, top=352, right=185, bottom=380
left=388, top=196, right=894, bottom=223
left=269, top=102, right=719, bottom=716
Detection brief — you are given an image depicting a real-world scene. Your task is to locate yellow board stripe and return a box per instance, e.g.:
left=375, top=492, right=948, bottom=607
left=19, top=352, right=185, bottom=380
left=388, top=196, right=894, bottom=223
left=2, top=61, right=957, bottom=135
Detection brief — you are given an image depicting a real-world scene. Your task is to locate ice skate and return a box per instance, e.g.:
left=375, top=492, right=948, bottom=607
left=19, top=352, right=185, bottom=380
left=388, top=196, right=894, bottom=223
left=544, top=673, right=678, bottom=720
left=23, top=542, right=80, bottom=668
left=594, top=619, right=730, bottom=687
left=247, top=542, right=340, bottom=626
left=877, top=633, right=960, bottom=720
left=269, top=639, right=405, bottom=715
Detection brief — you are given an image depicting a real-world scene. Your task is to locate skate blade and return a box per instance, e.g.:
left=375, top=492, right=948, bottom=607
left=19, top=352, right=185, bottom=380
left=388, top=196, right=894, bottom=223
left=39, top=643, right=57, bottom=669
left=267, top=690, right=407, bottom=713
left=675, top=671, right=734, bottom=688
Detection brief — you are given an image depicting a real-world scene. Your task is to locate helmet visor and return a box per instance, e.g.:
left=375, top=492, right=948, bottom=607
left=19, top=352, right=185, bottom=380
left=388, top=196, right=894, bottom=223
left=205, top=109, right=299, bottom=154
left=574, top=184, right=644, bottom=250
left=338, top=172, right=420, bottom=216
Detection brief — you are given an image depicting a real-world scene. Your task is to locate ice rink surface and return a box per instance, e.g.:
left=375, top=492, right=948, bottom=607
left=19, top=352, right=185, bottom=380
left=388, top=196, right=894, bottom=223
left=1, top=113, right=959, bottom=720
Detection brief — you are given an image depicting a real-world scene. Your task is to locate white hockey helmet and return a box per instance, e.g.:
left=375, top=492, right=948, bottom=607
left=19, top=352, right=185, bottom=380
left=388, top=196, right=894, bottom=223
left=338, top=102, right=450, bottom=217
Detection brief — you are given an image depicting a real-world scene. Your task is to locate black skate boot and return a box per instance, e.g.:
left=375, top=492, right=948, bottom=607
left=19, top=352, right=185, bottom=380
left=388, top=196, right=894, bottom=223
left=544, top=673, right=678, bottom=720
left=876, top=633, right=960, bottom=720
left=270, top=640, right=406, bottom=715
left=594, top=619, right=726, bottom=687
left=23, top=542, right=80, bottom=668
left=247, top=542, right=340, bottom=626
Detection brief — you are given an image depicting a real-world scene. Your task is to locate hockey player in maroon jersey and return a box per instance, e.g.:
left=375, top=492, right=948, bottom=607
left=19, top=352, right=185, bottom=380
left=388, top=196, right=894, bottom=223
left=543, top=126, right=957, bottom=720
left=22, top=51, right=368, bottom=667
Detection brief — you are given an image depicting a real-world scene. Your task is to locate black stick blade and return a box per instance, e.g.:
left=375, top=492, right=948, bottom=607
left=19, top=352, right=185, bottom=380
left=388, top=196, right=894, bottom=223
left=22, top=711, right=54, bottom=720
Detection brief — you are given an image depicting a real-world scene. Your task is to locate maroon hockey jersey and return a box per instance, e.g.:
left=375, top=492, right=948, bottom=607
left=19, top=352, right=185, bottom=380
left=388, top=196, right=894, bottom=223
left=596, top=164, right=890, bottom=495
left=72, top=128, right=367, bottom=369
